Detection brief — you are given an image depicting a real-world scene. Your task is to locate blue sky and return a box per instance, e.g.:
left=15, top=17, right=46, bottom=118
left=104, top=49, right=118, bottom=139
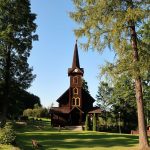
left=29, top=0, right=115, bottom=107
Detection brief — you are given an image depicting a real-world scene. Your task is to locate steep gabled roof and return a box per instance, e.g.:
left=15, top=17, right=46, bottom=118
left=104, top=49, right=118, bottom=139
left=56, top=88, right=69, bottom=102
left=82, top=88, right=95, bottom=103
left=50, top=107, right=71, bottom=114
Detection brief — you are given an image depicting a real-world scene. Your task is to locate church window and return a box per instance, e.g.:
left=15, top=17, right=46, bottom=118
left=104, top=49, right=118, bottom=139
left=73, top=76, right=78, bottom=84
left=76, top=98, right=80, bottom=106
left=73, top=88, right=78, bottom=94
left=72, top=97, right=80, bottom=106
left=72, top=97, right=76, bottom=106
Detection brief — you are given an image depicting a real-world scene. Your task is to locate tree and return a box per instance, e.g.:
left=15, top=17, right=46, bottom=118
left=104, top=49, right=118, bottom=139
left=23, top=105, right=49, bottom=119
left=143, top=73, right=150, bottom=126
left=0, top=0, right=38, bottom=126
left=96, top=81, right=113, bottom=111
left=111, top=75, right=138, bottom=132
left=7, top=89, right=41, bottom=119
left=82, top=78, right=90, bottom=94
left=70, top=0, right=150, bottom=149
left=96, top=81, right=113, bottom=128
left=23, top=108, right=33, bottom=118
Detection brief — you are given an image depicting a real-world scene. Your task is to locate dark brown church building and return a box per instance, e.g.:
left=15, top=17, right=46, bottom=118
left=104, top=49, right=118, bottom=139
left=50, top=42, right=101, bottom=126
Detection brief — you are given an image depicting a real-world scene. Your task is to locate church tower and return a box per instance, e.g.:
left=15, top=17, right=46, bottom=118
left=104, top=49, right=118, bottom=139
left=50, top=41, right=100, bottom=127
left=68, top=41, right=84, bottom=109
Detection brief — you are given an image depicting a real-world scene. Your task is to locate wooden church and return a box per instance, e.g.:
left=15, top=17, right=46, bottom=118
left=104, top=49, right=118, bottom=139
left=50, top=42, right=101, bottom=126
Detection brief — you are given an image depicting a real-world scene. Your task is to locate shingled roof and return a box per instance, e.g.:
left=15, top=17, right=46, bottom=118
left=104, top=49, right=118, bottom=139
left=50, top=107, right=71, bottom=114
left=88, top=107, right=102, bottom=114
left=56, top=88, right=69, bottom=102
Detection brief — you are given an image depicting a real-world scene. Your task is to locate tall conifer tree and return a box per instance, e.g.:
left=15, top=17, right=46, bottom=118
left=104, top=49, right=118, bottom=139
left=70, top=0, right=150, bottom=149
left=0, top=0, right=38, bottom=126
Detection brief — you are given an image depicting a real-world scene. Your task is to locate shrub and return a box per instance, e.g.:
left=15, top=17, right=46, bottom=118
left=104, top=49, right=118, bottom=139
left=93, top=113, right=96, bottom=131
left=19, top=116, right=28, bottom=121
left=85, top=114, right=89, bottom=131
left=0, top=122, right=16, bottom=144
left=23, top=108, right=33, bottom=117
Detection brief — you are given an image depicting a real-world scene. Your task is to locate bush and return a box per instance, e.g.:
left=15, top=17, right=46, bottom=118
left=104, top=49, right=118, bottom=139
left=85, top=114, right=89, bottom=131
left=93, top=113, right=96, bottom=131
left=0, top=122, right=16, bottom=144
left=19, top=116, right=28, bottom=121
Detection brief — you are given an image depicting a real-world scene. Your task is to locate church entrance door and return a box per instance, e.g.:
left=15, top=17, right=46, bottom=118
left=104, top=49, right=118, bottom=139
left=70, top=107, right=82, bottom=125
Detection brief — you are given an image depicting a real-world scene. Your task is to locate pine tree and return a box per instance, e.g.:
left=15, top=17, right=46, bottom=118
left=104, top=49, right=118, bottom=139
left=0, top=0, right=38, bottom=127
left=82, top=78, right=90, bottom=94
left=70, top=0, right=150, bottom=149
left=96, top=81, right=113, bottom=111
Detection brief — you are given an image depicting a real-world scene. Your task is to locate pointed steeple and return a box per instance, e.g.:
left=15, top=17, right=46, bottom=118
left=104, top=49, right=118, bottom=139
left=68, top=40, right=84, bottom=76
left=72, top=40, right=80, bottom=69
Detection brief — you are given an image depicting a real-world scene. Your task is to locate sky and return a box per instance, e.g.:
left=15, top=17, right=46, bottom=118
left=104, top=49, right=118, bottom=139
left=29, top=0, right=115, bottom=107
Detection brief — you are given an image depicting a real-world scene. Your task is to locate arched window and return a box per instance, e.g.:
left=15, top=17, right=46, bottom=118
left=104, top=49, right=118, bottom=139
left=73, top=88, right=78, bottom=94
left=72, top=97, right=80, bottom=106
left=73, top=76, right=78, bottom=84
left=72, top=97, right=76, bottom=106
left=76, top=98, right=80, bottom=106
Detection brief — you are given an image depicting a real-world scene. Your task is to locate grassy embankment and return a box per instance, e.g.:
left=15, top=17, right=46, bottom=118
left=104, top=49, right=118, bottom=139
left=0, top=119, right=146, bottom=150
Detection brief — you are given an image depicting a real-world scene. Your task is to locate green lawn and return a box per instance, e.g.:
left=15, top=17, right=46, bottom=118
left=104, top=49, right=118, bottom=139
left=0, top=120, right=145, bottom=150
left=0, top=144, right=19, bottom=150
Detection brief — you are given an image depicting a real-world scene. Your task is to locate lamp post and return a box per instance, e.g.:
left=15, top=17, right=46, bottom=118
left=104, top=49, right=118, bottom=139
left=118, top=111, right=121, bottom=134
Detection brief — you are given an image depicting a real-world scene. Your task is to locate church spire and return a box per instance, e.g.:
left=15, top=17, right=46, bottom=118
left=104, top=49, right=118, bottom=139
left=72, top=40, right=80, bottom=69
left=68, top=41, right=84, bottom=76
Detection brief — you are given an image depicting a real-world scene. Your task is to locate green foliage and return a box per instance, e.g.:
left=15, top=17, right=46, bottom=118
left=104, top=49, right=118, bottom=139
left=96, top=76, right=138, bottom=132
left=7, top=89, right=41, bottom=119
left=23, top=108, right=33, bottom=117
left=0, top=0, right=38, bottom=124
left=143, top=73, right=150, bottom=125
left=41, top=108, right=49, bottom=118
left=70, top=0, right=149, bottom=77
left=0, top=122, right=16, bottom=144
left=0, top=0, right=38, bottom=89
left=85, top=114, right=89, bottom=131
left=82, top=78, right=90, bottom=94
left=23, top=105, right=49, bottom=118
left=70, top=1, right=150, bottom=147
left=96, top=81, right=113, bottom=111
left=93, top=113, right=96, bottom=131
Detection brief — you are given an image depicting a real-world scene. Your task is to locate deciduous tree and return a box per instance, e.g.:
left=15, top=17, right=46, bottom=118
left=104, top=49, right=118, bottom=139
left=70, top=0, right=150, bottom=149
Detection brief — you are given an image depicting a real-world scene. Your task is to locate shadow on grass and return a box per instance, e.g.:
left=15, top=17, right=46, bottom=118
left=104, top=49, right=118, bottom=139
left=16, top=130, right=139, bottom=150
left=15, top=121, right=141, bottom=150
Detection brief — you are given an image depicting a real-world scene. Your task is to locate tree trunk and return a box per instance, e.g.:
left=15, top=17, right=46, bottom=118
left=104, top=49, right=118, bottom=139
left=0, top=102, right=8, bottom=128
left=130, top=23, right=149, bottom=149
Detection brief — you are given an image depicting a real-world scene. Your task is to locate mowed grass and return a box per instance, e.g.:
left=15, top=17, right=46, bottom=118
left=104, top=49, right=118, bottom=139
left=13, top=120, right=140, bottom=150
left=0, top=144, right=19, bottom=150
